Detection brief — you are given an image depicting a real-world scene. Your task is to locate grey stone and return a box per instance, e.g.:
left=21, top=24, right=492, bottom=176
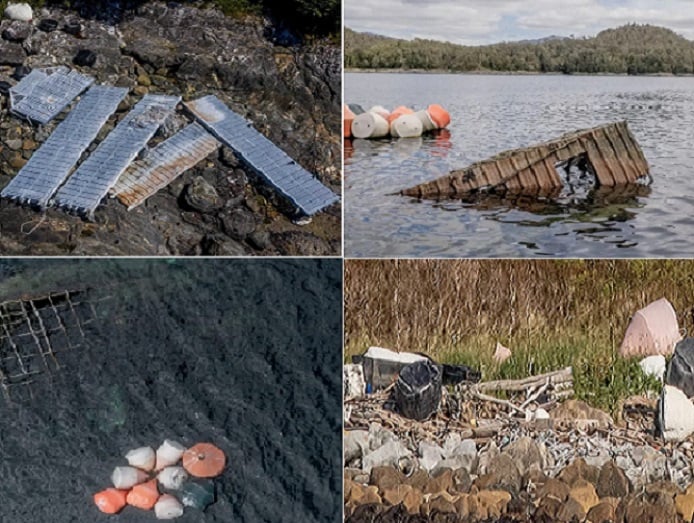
left=344, top=430, right=369, bottom=464
left=367, top=423, right=397, bottom=451
left=503, top=436, right=549, bottom=476
left=477, top=440, right=499, bottom=476
left=448, top=439, right=478, bottom=474
left=441, top=433, right=462, bottom=458
left=221, top=207, right=257, bottom=241
left=184, top=176, right=223, bottom=213
left=362, top=440, right=412, bottom=473
left=0, top=40, right=25, bottom=65
left=247, top=230, right=271, bottom=251
left=5, top=139, right=22, bottom=151
left=418, top=441, right=444, bottom=473
left=2, top=21, right=32, bottom=42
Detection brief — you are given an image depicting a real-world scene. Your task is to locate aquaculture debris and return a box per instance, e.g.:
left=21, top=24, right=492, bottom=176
left=346, top=104, right=450, bottom=139
left=94, top=440, right=225, bottom=518
left=620, top=297, right=681, bottom=357
left=401, top=121, right=649, bottom=199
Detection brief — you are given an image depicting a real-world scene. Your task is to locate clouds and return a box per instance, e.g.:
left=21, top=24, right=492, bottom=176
left=345, top=0, right=694, bottom=45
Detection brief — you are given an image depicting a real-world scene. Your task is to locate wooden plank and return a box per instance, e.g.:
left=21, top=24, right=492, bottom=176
left=401, top=121, right=648, bottom=198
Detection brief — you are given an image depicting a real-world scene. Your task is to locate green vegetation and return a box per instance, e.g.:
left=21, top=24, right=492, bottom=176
left=345, top=24, right=694, bottom=75
left=345, top=260, right=694, bottom=414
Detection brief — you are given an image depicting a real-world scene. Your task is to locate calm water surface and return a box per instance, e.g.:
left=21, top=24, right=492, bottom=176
left=345, top=73, right=694, bottom=257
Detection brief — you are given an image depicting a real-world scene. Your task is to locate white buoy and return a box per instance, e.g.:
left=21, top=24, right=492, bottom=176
left=413, top=110, right=436, bottom=132
left=155, top=440, right=186, bottom=470
left=390, top=113, right=423, bottom=138
left=157, top=466, right=189, bottom=490
left=368, top=105, right=390, bottom=119
left=154, top=494, right=184, bottom=520
left=111, top=466, right=148, bottom=489
left=125, top=446, right=156, bottom=471
left=351, top=112, right=389, bottom=139
left=4, top=3, right=32, bottom=21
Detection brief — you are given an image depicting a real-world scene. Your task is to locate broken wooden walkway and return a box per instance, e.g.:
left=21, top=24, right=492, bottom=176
left=401, top=121, right=649, bottom=199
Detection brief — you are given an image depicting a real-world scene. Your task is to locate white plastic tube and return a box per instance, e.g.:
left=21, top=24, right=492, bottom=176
left=155, top=440, right=186, bottom=470
left=125, top=446, right=156, bottom=471
left=111, top=466, right=148, bottom=489
left=157, top=466, right=188, bottom=490
left=154, top=494, right=184, bottom=520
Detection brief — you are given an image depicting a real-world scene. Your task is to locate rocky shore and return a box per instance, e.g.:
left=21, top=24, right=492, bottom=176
left=345, top=393, right=694, bottom=522
left=0, top=2, right=340, bottom=255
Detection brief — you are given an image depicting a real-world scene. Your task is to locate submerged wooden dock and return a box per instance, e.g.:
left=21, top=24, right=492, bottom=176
left=401, top=121, right=649, bottom=199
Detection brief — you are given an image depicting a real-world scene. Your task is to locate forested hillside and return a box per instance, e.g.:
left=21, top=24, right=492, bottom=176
left=345, top=24, right=694, bottom=74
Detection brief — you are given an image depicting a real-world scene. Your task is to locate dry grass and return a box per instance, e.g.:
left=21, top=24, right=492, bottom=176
left=345, top=260, right=694, bottom=412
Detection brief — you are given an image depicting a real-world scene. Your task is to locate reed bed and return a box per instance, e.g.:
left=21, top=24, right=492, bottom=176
left=345, top=260, right=694, bottom=412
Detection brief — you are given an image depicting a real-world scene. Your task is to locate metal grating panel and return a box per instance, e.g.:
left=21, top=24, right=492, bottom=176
left=9, top=66, right=95, bottom=124
left=185, top=95, right=339, bottom=216
left=1, top=86, right=128, bottom=208
left=111, top=122, right=221, bottom=210
left=52, top=94, right=181, bottom=218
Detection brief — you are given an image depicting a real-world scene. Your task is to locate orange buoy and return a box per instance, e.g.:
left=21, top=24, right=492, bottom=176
left=344, top=105, right=355, bottom=139
left=126, top=478, right=160, bottom=510
left=387, top=106, right=414, bottom=124
left=94, top=488, right=128, bottom=514
left=182, top=443, right=226, bottom=478
left=427, top=104, right=451, bottom=129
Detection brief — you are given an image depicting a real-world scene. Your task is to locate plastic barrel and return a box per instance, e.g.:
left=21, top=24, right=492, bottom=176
left=351, top=112, right=390, bottom=139
left=413, top=110, right=436, bottom=132
left=344, top=105, right=355, bottom=138
left=390, top=113, right=423, bottom=138
left=394, top=360, right=442, bottom=421
left=387, top=105, right=414, bottom=124
left=427, top=104, right=451, bottom=128
left=368, top=105, right=390, bottom=120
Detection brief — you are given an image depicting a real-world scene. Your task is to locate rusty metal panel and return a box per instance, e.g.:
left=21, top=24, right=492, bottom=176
left=9, top=66, right=94, bottom=124
left=1, top=85, right=127, bottom=208
left=185, top=95, right=339, bottom=216
left=52, top=94, right=181, bottom=218
left=111, top=123, right=221, bottom=210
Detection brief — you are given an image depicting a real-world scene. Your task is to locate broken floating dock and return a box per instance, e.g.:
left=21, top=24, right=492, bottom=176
left=401, top=121, right=649, bottom=199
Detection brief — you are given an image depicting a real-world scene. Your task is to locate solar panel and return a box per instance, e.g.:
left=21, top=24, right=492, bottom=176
left=9, top=66, right=94, bottom=124
left=51, top=94, right=181, bottom=218
left=1, top=85, right=128, bottom=208
left=111, top=122, right=221, bottom=210
left=185, top=95, right=339, bottom=216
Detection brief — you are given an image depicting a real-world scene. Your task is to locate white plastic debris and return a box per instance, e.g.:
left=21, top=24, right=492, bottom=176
left=344, top=363, right=365, bottom=399
left=493, top=342, right=512, bottom=363
left=154, top=494, right=184, bottom=520
left=639, top=355, right=666, bottom=381
left=158, top=466, right=188, bottom=490
left=363, top=346, right=427, bottom=365
left=125, top=446, right=156, bottom=471
left=4, top=3, right=32, bottom=21
left=111, top=466, right=148, bottom=489
left=659, top=385, right=694, bottom=441
left=620, top=298, right=681, bottom=357
left=155, top=439, right=186, bottom=470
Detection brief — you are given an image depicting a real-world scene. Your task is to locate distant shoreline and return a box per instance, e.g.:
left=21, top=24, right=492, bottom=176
left=345, top=68, right=694, bottom=77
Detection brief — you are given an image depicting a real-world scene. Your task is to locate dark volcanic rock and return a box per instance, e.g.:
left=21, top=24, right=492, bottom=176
left=73, top=49, right=97, bottom=67
left=221, top=207, right=258, bottom=241
left=0, top=41, right=26, bottom=65
left=38, top=19, right=59, bottom=33
left=183, top=177, right=223, bottom=213
left=2, top=20, right=32, bottom=42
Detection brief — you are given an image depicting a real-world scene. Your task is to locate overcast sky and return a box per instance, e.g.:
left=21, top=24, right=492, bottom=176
left=345, top=0, right=694, bottom=45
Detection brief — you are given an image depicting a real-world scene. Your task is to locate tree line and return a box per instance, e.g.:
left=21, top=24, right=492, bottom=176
left=345, top=24, right=694, bottom=74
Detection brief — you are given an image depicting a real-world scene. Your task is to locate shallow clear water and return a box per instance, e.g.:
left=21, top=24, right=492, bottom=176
left=345, top=73, right=694, bottom=257
left=0, top=259, right=341, bottom=522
